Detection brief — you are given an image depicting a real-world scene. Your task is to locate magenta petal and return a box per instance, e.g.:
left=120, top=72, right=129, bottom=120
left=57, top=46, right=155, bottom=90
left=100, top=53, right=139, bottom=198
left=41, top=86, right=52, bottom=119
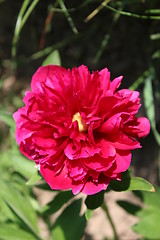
left=71, top=181, right=84, bottom=195
left=99, top=139, right=116, bottom=158
left=98, top=96, right=120, bottom=117
left=83, top=154, right=114, bottom=171
left=99, top=68, right=110, bottom=92
left=136, top=117, right=150, bottom=137
left=13, top=108, right=33, bottom=145
left=31, top=65, right=69, bottom=93
left=109, top=76, right=123, bottom=93
left=64, top=142, right=101, bottom=160
left=99, top=114, right=122, bottom=133
left=123, top=117, right=150, bottom=138
left=66, top=159, right=87, bottom=180
left=81, top=176, right=110, bottom=195
left=13, top=64, right=151, bottom=195
left=109, top=131, right=141, bottom=150
left=33, top=137, right=56, bottom=148
left=40, top=165, right=72, bottom=190
left=114, top=150, right=131, bottom=173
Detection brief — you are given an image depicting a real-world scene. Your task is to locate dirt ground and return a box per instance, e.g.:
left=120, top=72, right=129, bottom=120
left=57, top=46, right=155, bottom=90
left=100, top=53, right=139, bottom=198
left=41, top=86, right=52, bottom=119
left=35, top=187, right=143, bottom=240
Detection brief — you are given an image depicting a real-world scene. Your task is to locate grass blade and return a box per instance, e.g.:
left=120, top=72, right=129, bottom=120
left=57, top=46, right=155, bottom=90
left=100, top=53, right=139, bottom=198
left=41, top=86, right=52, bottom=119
left=105, top=4, right=160, bottom=20
left=58, top=0, right=78, bottom=34
left=12, top=0, right=40, bottom=59
left=143, top=69, right=160, bottom=146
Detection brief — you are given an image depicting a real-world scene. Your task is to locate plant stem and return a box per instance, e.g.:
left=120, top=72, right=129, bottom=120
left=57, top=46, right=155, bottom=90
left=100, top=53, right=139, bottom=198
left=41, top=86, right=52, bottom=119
left=102, top=202, right=118, bottom=240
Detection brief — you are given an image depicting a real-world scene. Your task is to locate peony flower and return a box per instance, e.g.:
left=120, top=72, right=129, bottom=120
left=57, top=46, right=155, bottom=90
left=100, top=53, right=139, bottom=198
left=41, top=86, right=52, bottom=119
left=13, top=65, right=150, bottom=195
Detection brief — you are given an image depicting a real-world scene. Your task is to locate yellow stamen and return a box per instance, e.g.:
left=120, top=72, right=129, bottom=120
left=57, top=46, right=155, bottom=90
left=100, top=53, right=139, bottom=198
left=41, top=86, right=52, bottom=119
left=72, top=112, right=88, bottom=132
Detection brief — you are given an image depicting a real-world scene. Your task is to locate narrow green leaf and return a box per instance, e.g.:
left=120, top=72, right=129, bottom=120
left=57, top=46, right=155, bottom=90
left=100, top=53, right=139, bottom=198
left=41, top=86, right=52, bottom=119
left=143, top=70, right=160, bottom=146
left=85, top=191, right=104, bottom=210
left=0, top=198, right=19, bottom=223
left=0, top=224, right=37, bottom=240
left=42, top=50, right=61, bottom=66
left=10, top=150, right=35, bottom=178
left=24, top=34, right=78, bottom=63
left=143, top=73, right=156, bottom=127
left=12, top=0, right=40, bottom=59
left=26, top=169, right=42, bottom=185
left=12, top=0, right=31, bottom=58
left=41, top=190, right=73, bottom=216
left=105, top=5, right=160, bottom=20
left=0, top=180, right=39, bottom=238
left=129, top=70, right=149, bottom=91
left=145, top=9, right=160, bottom=15
left=58, top=0, right=78, bottom=34
left=0, top=111, right=15, bottom=129
left=51, top=199, right=86, bottom=240
left=85, top=208, right=93, bottom=220
left=150, top=33, right=160, bottom=40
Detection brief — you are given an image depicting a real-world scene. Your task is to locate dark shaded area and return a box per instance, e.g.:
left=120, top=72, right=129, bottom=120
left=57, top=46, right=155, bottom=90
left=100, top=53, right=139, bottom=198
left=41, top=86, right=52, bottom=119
left=85, top=190, right=104, bottom=210
left=117, top=200, right=141, bottom=215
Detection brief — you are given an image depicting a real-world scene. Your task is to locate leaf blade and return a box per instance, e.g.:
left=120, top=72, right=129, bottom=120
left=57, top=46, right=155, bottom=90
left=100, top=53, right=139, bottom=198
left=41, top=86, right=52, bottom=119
left=42, top=50, right=61, bottom=66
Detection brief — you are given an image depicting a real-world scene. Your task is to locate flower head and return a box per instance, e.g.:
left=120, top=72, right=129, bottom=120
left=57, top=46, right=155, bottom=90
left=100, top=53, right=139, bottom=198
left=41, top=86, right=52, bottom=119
left=13, top=65, right=150, bottom=195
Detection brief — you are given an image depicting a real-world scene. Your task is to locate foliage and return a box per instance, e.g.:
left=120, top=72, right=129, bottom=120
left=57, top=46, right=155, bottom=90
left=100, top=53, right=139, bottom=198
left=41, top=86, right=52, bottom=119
left=117, top=187, right=160, bottom=239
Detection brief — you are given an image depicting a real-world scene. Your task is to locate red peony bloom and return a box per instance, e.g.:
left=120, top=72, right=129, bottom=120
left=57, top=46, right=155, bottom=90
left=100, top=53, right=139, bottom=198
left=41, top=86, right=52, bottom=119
left=13, top=65, right=150, bottom=195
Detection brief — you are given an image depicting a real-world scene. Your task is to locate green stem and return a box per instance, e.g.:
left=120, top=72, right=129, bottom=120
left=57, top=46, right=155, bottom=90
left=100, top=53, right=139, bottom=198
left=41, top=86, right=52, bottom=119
left=105, top=5, right=160, bottom=20
left=158, top=149, right=160, bottom=182
left=102, top=202, right=118, bottom=240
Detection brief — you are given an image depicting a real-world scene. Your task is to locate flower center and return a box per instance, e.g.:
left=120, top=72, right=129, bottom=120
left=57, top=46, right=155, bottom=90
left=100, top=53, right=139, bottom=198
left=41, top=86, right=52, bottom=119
left=72, top=112, right=88, bottom=132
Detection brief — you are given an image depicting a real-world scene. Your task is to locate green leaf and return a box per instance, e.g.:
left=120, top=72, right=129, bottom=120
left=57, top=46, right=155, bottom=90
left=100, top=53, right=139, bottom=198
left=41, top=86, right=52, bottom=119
left=51, top=226, right=65, bottom=240
left=42, top=50, right=61, bottom=66
left=0, top=224, right=37, bottom=240
left=12, top=0, right=40, bottom=59
left=110, top=170, right=131, bottom=191
left=51, top=199, right=86, bottom=240
left=85, top=208, right=93, bottom=220
left=10, top=151, right=35, bottom=178
left=85, top=191, right=104, bottom=210
left=150, top=33, right=160, bottom=40
left=58, top=0, right=78, bottom=34
left=143, top=69, right=160, bottom=146
left=26, top=169, right=42, bottom=185
left=0, top=180, right=39, bottom=238
left=142, top=186, right=160, bottom=209
left=127, top=186, right=160, bottom=239
left=110, top=170, right=155, bottom=192
left=0, top=198, right=19, bottom=223
left=152, top=49, right=160, bottom=59
left=0, top=111, right=15, bottom=129
left=127, top=177, right=155, bottom=192
left=143, top=72, right=156, bottom=127
left=42, top=190, right=73, bottom=216
left=129, top=69, right=149, bottom=91
left=145, top=9, right=160, bottom=15
left=133, top=212, right=160, bottom=239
